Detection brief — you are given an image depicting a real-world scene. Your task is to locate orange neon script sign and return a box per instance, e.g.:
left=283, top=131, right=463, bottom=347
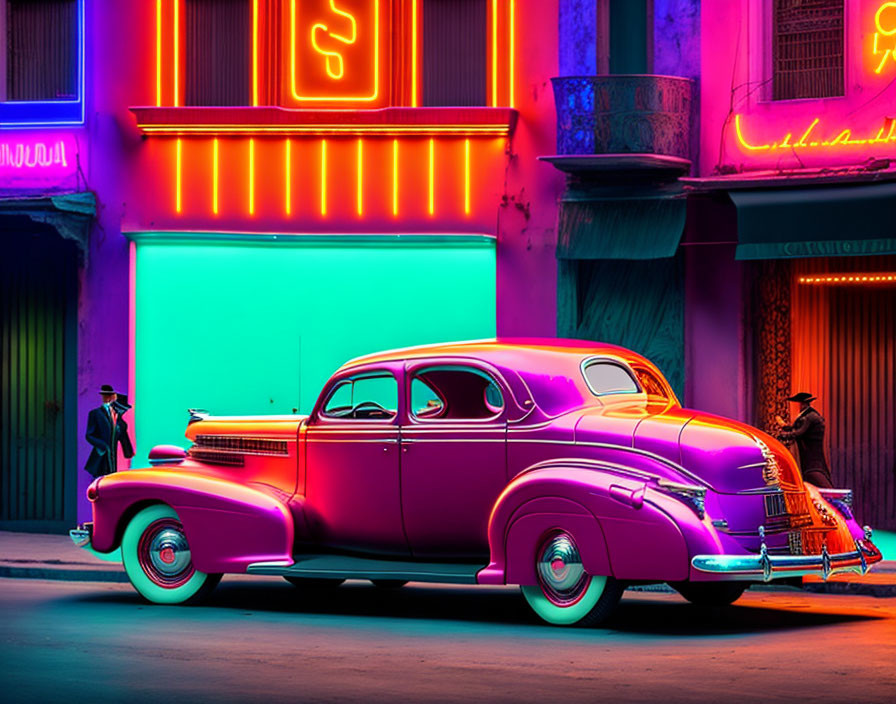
left=873, top=1, right=896, bottom=73
left=290, top=0, right=380, bottom=103
left=734, top=114, right=896, bottom=151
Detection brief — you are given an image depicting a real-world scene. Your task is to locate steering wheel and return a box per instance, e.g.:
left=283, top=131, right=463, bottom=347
left=352, top=401, right=392, bottom=419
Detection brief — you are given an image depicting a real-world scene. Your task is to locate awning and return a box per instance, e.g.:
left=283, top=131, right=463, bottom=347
left=556, top=194, right=687, bottom=259
left=0, top=191, right=95, bottom=261
left=731, top=182, right=896, bottom=260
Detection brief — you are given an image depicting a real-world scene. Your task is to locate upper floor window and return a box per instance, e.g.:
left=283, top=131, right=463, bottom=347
left=0, top=0, right=84, bottom=126
left=772, top=0, right=844, bottom=100
left=185, top=0, right=252, bottom=106
left=422, top=0, right=487, bottom=106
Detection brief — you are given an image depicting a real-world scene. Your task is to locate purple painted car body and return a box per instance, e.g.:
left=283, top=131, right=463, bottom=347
left=73, top=339, right=882, bottom=624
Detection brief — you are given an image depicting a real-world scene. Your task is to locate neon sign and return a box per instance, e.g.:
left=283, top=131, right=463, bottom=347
left=734, top=114, right=896, bottom=151
left=290, top=0, right=380, bottom=103
left=0, top=135, right=81, bottom=191
left=0, top=140, right=68, bottom=169
left=873, top=2, right=896, bottom=73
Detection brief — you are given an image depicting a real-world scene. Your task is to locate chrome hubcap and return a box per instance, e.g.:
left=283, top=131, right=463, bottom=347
left=536, top=533, right=589, bottom=606
left=137, top=518, right=195, bottom=588
left=149, top=527, right=192, bottom=576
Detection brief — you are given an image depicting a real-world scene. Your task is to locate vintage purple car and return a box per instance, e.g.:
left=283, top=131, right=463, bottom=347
left=72, top=339, right=882, bottom=626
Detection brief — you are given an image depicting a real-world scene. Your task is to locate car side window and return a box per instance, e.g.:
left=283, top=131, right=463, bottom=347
left=410, top=366, right=504, bottom=421
left=322, top=372, right=398, bottom=420
left=583, top=361, right=640, bottom=396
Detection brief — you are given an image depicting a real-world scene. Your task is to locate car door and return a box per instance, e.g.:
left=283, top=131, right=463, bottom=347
left=304, top=366, right=409, bottom=556
left=399, top=361, right=508, bottom=560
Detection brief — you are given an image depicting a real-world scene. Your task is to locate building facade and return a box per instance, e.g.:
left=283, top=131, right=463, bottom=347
left=2, top=0, right=562, bottom=528
left=2, top=0, right=893, bottom=531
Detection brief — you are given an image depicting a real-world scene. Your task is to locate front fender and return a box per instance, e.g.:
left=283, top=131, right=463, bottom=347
left=480, top=462, right=693, bottom=584
left=90, top=470, right=294, bottom=574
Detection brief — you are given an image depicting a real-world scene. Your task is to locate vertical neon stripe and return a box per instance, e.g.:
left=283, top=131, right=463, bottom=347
left=428, top=138, right=434, bottom=216
left=175, top=138, right=182, bottom=212
left=156, top=0, right=162, bottom=106
left=127, top=239, right=136, bottom=469
left=252, top=0, right=259, bottom=106
left=173, top=0, right=179, bottom=106
left=285, top=139, right=292, bottom=215
left=392, top=139, right=398, bottom=216
left=509, top=0, right=514, bottom=108
left=464, top=139, right=470, bottom=215
left=411, top=0, right=418, bottom=107
left=491, top=0, right=497, bottom=107
left=356, top=139, right=363, bottom=216
left=320, top=139, right=327, bottom=215
left=248, top=138, right=255, bottom=215
left=212, top=138, right=219, bottom=214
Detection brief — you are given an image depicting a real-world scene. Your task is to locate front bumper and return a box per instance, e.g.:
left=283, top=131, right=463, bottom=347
left=692, top=539, right=882, bottom=582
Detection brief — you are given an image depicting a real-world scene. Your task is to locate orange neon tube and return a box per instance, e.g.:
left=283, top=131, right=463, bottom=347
left=212, top=138, right=219, bottom=214
left=491, top=0, right=497, bottom=107
left=392, top=139, right=399, bottom=216
left=248, top=138, right=255, bottom=215
left=156, top=0, right=162, bottom=106
left=252, top=0, right=259, bottom=106
left=411, top=0, right=418, bottom=107
left=320, top=139, right=327, bottom=215
left=509, top=0, right=515, bottom=108
left=175, top=138, right=182, bottom=212
left=428, top=138, right=435, bottom=216
left=464, top=139, right=471, bottom=215
left=173, top=0, right=179, bottom=107
left=285, top=139, right=292, bottom=215
left=356, top=139, right=363, bottom=216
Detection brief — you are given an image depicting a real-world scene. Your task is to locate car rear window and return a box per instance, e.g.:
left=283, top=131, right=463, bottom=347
left=583, top=361, right=640, bottom=396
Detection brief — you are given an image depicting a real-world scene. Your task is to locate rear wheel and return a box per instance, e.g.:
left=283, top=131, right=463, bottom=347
left=121, top=504, right=221, bottom=604
left=672, top=581, right=748, bottom=607
left=520, top=531, right=623, bottom=626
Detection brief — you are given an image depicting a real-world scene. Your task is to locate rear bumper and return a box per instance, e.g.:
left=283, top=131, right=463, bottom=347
left=691, top=539, right=882, bottom=582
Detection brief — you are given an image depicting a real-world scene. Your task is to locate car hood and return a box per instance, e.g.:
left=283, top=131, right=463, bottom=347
left=574, top=402, right=797, bottom=493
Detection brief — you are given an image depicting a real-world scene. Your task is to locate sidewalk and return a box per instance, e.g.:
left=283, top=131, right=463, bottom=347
left=2, top=530, right=895, bottom=596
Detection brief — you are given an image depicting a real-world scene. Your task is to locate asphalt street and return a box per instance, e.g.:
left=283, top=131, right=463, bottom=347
left=1, top=576, right=894, bottom=703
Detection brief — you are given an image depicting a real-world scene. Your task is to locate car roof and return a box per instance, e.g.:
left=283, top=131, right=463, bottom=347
left=339, top=337, right=648, bottom=372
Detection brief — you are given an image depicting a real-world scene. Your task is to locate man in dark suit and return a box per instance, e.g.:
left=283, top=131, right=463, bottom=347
left=775, top=392, right=833, bottom=488
left=85, top=384, right=134, bottom=477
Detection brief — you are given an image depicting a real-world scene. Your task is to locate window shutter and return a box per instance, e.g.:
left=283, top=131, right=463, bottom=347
left=773, top=0, right=844, bottom=101
left=422, top=0, right=487, bottom=107
left=185, top=0, right=251, bottom=106
left=6, top=0, right=78, bottom=101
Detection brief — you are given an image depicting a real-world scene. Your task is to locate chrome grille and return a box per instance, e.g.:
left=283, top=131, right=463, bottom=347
left=193, top=435, right=289, bottom=456
left=187, top=448, right=245, bottom=466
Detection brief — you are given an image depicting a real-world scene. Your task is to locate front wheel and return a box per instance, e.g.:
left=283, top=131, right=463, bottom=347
left=121, top=504, right=221, bottom=604
left=520, top=531, right=624, bottom=626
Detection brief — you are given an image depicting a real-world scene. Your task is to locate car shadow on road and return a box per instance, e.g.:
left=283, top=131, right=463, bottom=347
left=77, top=579, right=881, bottom=636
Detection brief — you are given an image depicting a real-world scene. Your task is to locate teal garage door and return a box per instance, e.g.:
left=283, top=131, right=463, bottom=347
left=132, top=234, right=496, bottom=467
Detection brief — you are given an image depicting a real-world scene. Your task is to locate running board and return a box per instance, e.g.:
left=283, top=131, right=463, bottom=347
left=247, top=554, right=483, bottom=584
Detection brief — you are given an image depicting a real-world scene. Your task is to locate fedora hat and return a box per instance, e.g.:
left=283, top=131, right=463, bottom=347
left=98, top=384, right=118, bottom=395
left=786, top=392, right=816, bottom=403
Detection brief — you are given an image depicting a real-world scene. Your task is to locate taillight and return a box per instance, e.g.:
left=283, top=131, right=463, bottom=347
left=86, top=478, right=101, bottom=501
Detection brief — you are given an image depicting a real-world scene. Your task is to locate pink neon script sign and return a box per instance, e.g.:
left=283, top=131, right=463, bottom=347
left=0, top=134, right=81, bottom=191
left=0, top=140, right=68, bottom=169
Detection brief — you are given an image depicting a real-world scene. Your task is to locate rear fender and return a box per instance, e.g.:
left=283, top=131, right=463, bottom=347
left=90, top=470, right=294, bottom=574
left=479, top=464, right=691, bottom=584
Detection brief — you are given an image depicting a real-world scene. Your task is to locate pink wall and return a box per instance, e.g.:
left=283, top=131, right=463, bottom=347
left=701, top=0, right=896, bottom=176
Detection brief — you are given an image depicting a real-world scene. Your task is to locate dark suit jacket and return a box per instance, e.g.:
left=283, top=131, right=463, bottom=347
left=84, top=405, right=135, bottom=477
left=779, top=406, right=832, bottom=486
